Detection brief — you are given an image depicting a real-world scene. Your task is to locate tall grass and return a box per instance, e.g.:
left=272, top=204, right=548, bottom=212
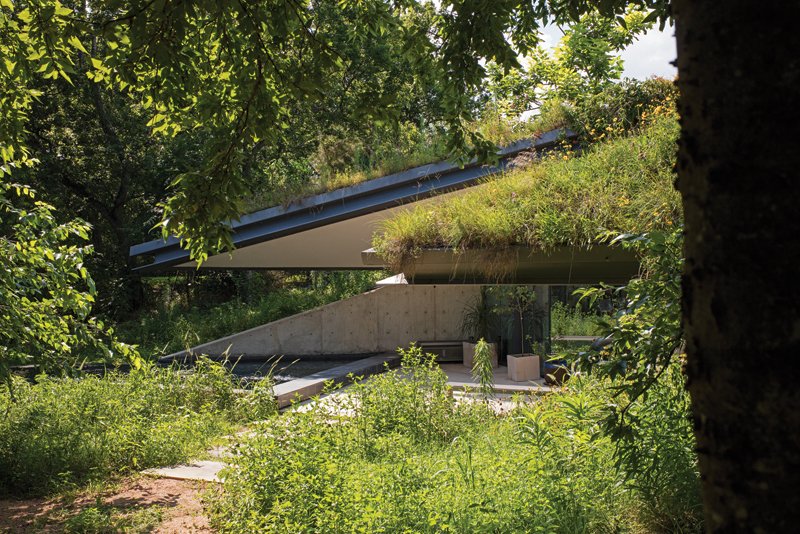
left=373, top=108, right=681, bottom=275
left=239, top=107, right=571, bottom=216
left=239, top=77, right=675, bottom=216
left=118, top=270, right=385, bottom=360
left=0, top=360, right=274, bottom=496
left=212, top=351, right=702, bottom=533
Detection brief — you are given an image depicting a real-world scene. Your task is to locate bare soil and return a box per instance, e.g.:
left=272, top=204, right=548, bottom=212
left=0, top=477, right=217, bottom=533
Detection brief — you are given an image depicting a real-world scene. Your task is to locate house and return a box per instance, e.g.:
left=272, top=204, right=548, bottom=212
left=130, top=127, right=642, bottom=363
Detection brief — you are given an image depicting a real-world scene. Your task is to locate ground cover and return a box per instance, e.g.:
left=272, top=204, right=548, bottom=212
left=237, top=108, right=569, bottom=216
left=0, top=477, right=215, bottom=534
left=239, top=77, right=675, bottom=218
left=372, top=93, right=680, bottom=276
left=212, top=347, right=702, bottom=533
left=0, top=360, right=273, bottom=498
left=115, top=270, right=385, bottom=361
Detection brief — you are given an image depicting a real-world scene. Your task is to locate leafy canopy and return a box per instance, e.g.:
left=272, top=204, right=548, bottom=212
left=1, top=0, right=671, bottom=260
left=0, top=182, right=140, bottom=393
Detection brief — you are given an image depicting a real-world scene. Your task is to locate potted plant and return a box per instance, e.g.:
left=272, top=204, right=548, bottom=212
left=459, top=287, right=499, bottom=368
left=492, top=285, right=541, bottom=382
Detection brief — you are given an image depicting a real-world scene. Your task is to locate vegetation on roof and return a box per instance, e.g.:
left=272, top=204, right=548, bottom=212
left=372, top=84, right=680, bottom=278
left=237, top=108, right=568, bottom=215
left=240, top=76, right=676, bottom=219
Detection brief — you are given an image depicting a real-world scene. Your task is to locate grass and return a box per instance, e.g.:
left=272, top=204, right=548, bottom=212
left=117, top=270, right=386, bottom=360
left=238, top=77, right=676, bottom=217
left=372, top=104, right=681, bottom=276
left=238, top=102, right=571, bottom=216
left=211, top=347, right=702, bottom=533
left=60, top=500, right=164, bottom=534
left=0, top=359, right=274, bottom=497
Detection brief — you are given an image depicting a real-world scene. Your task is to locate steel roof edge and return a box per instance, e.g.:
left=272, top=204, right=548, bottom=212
left=131, top=128, right=576, bottom=268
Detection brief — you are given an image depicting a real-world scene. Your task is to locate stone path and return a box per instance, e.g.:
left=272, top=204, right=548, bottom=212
left=143, top=461, right=227, bottom=483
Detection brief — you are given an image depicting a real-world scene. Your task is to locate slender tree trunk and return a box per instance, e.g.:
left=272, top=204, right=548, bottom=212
left=673, top=2, right=800, bottom=531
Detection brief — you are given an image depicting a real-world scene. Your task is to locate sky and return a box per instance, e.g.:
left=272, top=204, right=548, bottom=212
left=538, top=23, right=678, bottom=80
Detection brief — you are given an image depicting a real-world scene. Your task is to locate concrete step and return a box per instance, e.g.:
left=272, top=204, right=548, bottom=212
left=143, top=461, right=227, bottom=483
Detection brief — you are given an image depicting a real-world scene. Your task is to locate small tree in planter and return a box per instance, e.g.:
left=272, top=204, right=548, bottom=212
left=491, top=285, right=541, bottom=382
left=459, top=287, right=500, bottom=368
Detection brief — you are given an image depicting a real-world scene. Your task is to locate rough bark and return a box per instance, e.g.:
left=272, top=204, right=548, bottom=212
left=673, top=2, right=800, bottom=532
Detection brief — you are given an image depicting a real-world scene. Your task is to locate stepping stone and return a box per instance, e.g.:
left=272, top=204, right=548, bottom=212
left=143, top=460, right=227, bottom=483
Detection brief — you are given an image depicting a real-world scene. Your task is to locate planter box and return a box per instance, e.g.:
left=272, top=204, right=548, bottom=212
left=508, top=354, right=540, bottom=382
left=462, top=342, right=498, bottom=369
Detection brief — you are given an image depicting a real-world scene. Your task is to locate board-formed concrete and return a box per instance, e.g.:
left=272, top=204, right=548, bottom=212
left=164, top=284, right=481, bottom=361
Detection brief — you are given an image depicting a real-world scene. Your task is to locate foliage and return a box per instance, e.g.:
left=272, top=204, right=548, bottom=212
left=1, top=0, right=672, bottom=261
left=17, top=52, right=189, bottom=318
left=551, top=301, right=602, bottom=337
left=0, top=183, right=140, bottom=392
left=0, top=358, right=273, bottom=496
left=563, top=76, right=679, bottom=142
left=347, top=345, right=489, bottom=449
left=573, top=227, right=684, bottom=442
left=373, top=99, right=680, bottom=278
left=482, top=10, right=653, bottom=118
left=550, top=301, right=602, bottom=353
left=213, top=367, right=701, bottom=533
left=116, top=270, right=385, bottom=360
left=472, top=338, right=495, bottom=398
left=458, top=286, right=500, bottom=341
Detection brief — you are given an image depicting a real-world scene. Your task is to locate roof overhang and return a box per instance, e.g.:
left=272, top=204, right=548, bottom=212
left=361, top=245, right=641, bottom=285
left=130, top=129, right=577, bottom=272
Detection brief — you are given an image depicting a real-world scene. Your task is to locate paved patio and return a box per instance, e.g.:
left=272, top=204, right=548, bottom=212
left=438, top=363, right=551, bottom=394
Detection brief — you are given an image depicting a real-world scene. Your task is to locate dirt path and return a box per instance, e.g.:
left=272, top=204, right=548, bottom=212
left=0, top=477, right=218, bottom=534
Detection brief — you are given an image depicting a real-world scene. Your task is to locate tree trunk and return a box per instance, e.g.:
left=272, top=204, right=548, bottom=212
left=673, top=2, right=800, bottom=531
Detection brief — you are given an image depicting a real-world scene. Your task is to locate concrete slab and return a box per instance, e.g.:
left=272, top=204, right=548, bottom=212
left=273, top=353, right=400, bottom=408
left=438, top=364, right=551, bottom=394
left=143, top=460, right=227, bottom=483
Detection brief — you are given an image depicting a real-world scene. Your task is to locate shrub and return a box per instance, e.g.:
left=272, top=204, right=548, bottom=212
left=213, top=354, right=702, bottom=533
left=0, top=359, right=273, bottom=496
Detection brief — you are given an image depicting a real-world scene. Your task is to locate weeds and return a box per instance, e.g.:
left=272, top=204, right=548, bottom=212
left=213, top=347, right=702, bottom=534
left=373, top=106, right=681, bottom=278
left=0, top=359, right=273, bottom=497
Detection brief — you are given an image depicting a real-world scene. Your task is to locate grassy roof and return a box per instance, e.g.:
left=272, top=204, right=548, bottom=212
left=238, top=109, right=568, bottom=216
left=240, top=78, right=677, bottom=217
left=372, top=103, right=681, bottom=276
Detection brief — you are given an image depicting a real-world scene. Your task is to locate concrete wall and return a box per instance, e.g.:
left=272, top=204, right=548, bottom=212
left=166, top=284, right=482, bottom=360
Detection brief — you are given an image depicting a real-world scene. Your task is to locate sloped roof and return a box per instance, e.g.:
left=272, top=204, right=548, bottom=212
left=130, top=129, right=576, bottom=272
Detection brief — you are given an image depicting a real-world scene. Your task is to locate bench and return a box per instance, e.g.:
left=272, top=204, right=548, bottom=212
left=417, top=340, right=464, bottom=363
